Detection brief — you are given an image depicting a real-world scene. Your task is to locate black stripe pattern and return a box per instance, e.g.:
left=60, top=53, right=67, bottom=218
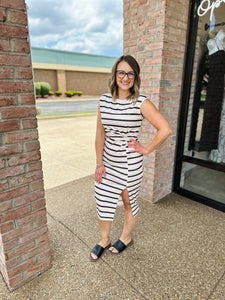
left=95, top=93, right=147, bottom=220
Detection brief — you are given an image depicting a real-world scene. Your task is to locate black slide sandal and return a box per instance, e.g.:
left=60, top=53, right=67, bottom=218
left=90, top=243, right=111, bottom=261
left=110, top=239, right=133, bottom=254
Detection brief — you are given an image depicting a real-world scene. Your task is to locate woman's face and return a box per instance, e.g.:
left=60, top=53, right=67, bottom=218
left=116, top=61, right=135, bottom=93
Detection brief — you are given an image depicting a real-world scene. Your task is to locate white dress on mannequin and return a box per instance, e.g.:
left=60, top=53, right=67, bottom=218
left=207, top=28, right=225, bottom=54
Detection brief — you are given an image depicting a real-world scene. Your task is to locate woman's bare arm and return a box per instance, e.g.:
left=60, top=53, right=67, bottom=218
left=128, top=99, right=172, bottom=154
left=95, top=104, right=106, bottom=183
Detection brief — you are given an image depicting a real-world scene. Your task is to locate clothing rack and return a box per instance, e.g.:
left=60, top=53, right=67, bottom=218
left=205, top=22, right=225, bottom=31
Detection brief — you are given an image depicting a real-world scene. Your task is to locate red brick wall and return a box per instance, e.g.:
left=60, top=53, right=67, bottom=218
left=0, top=0, right=51, bottom=291
left=124, top=0, right=189, bottom=202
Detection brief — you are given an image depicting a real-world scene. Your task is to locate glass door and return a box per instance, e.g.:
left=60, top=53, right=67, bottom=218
left=174, top=0, right=225, bottom=212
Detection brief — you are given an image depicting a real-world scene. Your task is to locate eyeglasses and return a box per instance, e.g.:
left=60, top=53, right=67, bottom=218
left=116, top=70, right=135, bottom=79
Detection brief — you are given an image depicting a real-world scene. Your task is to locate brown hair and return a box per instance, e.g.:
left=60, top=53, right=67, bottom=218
left=109, top=55, right=141, bottom=104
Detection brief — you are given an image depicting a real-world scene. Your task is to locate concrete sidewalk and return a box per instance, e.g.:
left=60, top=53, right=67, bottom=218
left=0, top=114, right=225, bottom=299
left=37, top=114, right=97, bottom=190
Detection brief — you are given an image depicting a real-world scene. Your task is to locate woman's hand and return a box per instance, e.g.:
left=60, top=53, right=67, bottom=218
left=128, top=139, right=148, bottom=155
left=95, top=165, right=106, bottom=184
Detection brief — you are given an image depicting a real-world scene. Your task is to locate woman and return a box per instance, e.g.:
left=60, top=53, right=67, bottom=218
left=90, top=55, right=172, bottom=261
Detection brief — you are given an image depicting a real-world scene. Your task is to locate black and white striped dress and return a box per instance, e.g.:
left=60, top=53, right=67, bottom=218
left=95, top=93, right=147, bottom=221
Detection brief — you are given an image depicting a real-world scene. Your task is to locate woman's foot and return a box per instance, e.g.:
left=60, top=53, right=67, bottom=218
left=109, top=237, right=133, bottom=254
left=90, top=239, right=111, bottom=261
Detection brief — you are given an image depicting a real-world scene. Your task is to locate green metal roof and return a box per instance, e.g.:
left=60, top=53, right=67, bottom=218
left=31, top=47, right=118, bottom=68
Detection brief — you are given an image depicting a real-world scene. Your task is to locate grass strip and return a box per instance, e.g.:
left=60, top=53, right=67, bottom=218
left=37, top=111, right=97, bottom=118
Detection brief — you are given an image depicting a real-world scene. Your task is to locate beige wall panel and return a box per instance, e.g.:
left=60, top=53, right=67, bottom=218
left=33, top=69, right=58, bottom=92
left=66, top=71, right=111, bottom=96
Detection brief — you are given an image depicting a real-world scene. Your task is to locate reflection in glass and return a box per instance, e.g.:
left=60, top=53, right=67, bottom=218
left=184, top=5, right=225, bottom=164
left=181, top=162, right=225, bottom=204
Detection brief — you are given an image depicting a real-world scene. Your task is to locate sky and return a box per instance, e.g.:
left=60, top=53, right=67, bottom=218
left=26, top=0, right=123, bottom=57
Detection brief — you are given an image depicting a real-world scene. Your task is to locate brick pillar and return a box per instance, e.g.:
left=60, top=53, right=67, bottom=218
left=124, top=0, right=189, bottom=202
left=0, top=0, right=51, bottom=291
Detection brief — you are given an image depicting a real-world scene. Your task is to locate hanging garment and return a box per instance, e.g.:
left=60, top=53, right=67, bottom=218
left=188, top=50, right=208, bottom=151
left=199, top=50, right=225, bottom=151
left=210, top=92, right=225, bottom=163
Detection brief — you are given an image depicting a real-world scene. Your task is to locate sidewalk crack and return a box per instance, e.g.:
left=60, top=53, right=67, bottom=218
left=47, top=211, right=149, bottom=300
left=206, top=269, right=225, bottom=300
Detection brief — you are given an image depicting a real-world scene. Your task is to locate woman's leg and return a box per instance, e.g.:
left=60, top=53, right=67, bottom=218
left=110, top=188, right=138, bottom=253
left=91, top=218, right=112, bottom=259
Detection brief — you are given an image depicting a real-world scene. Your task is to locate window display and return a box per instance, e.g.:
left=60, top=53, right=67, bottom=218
left=175, top=0, right=225, bottom=210
left=188, top=2, right=225, bottom=159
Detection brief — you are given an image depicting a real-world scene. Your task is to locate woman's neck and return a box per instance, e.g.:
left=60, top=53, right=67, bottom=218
left=117, top=90, right=130, bottom=100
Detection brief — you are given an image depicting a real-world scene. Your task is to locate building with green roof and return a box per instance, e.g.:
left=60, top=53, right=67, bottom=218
left=31, top=47, right=118, bottom=96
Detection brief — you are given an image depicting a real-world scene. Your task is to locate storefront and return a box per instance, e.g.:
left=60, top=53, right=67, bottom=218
left=174, top=0, right=225, bottom=212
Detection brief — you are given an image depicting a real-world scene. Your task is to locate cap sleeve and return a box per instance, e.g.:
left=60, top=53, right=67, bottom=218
left=135, top=94, right=148, bottom=108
